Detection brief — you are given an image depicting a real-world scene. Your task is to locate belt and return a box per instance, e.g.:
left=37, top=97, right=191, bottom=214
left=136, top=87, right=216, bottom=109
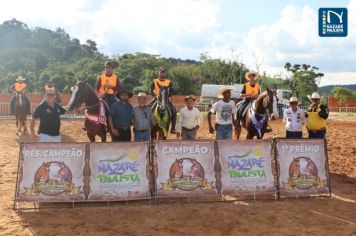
left=308, top=128, right=326, bottom=132
left=116, top=126, right=131, bottom=130
left=216, top=124, right=232, bottom=127
left=182, top=127, right=195, bottom=131
left=134, top=129, right=150, bottom=132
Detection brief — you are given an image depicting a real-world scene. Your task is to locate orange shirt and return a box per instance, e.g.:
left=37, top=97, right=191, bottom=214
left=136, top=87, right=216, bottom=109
left=14, top=82, right=26, bottom=92
left=99, top=73, right=119, bottom=94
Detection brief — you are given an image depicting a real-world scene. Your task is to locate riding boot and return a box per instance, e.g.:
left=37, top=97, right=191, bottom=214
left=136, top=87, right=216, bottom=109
left=170, top=114, right=177, bottom=134
left=265, top=124, right=273, bottom=133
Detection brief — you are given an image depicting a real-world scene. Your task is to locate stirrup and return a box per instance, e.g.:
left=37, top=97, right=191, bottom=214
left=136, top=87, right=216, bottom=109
left=265, top=126, right=272, bottom=133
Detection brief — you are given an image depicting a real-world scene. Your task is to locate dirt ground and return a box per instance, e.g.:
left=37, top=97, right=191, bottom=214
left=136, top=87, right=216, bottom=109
left=0, top=115, right=355, bottom=236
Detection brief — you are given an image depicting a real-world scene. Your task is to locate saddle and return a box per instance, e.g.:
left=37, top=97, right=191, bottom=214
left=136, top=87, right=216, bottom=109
left=236, top=101, right=252, bottom=121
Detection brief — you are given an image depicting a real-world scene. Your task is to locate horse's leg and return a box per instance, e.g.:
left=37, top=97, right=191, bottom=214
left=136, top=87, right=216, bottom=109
left=234, top=121, right=241, bottom=140
left=23, top=117, right=28, bottom=134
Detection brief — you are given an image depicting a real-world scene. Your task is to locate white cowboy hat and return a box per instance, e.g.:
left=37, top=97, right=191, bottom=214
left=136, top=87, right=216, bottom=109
left=46, top=88, right=56, bottom=95
left=289, top=97, right=298, bottom=103
left=245, top=71, right=259, bottom=81
left=16, top=76, right=26, bottom=81
left=310, top=92, right=321, bottom=99
left=217, top=85, right=234, bottom=98
left=137, top=92, right=147, bottom=97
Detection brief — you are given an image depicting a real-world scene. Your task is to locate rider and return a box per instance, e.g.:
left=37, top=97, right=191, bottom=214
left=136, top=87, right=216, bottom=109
left=306, top=92, right=328, bottom=139
left=236, top=71, right=261, bottom=119
left=10, top=76, right=31, bottom=115
left=95, top=61, right=121, bottom=108
left=149, top=67, right=177, bottom=134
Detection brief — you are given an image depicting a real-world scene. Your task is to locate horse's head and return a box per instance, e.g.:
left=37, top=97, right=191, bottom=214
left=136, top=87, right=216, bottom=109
left=15, top=91, right=24, bottom=106
left=263, top=87, right=276, bottom=118
left=157, top=86, right=168, bottom=111
left=65, top=79, right=90, bottom=111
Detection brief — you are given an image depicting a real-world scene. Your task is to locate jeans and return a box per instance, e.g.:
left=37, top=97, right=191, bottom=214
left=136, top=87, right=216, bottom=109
left=216, top=124, right=232, bottom=140
left=39, top=133, right=61, bottom=142
left=308, top=129, right=326, bottom=139
left=286, top=130, right=303, bottom=139
left=112, top=128, right=131, bottom=142
left=181, top=128, right=196, bottom=140
left=134, top=130, right=151, bottom=142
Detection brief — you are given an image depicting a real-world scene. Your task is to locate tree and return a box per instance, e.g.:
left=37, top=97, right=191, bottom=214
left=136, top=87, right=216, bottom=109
left=332, top=87, right=354, bottom=106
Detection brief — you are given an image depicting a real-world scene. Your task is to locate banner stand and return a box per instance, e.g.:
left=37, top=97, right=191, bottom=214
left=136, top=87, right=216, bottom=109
left=324, top=139, right=332, bottom=198
left=13, top=143, right=23, bottom=211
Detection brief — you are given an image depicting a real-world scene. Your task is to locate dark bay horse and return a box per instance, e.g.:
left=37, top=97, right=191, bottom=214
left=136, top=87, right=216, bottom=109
left=65, top=80, right=111, bottom=142
left=14, top=91, right=29, bottom=135
left=235, top=88, right=275, bottom=139
left=150, top=87, right=173, bottom=140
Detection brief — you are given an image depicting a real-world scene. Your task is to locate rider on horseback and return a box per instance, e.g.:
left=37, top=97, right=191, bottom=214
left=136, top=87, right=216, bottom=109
left=10, top=76, right=31, bottom=115
left=95, top=61, right=121, bottom=108
left=148, top=67, right=177, bottom=134
left=236, top=71, right=260, bottom=123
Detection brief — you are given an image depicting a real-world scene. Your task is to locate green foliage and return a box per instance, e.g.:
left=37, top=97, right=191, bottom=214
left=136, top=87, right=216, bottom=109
left=332, top=87, right=356, bottom=105
left=0, top=19, right=295, bottom=96
left=285, top=62, right=324, bottom=104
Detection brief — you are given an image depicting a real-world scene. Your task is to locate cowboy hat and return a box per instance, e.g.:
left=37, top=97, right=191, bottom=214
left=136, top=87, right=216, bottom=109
left=46, top=88, right=56, bottom=95
left=289, top=97, right=298, bottom=103
left=137, top=92, right=147, bottom=97
left=116, top=90, right=133, bottom=98
left=185, top=95, right=196, bottom=102
left=245, top=71, right=259, bottom=81
left=217, top=85, right=234, bottom=98
left=310, top=92, right=321, bottom=99
left=16, top=76, right=26, bottom=81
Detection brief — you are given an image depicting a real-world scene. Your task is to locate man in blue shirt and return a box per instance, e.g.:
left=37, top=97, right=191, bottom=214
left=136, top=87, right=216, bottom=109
left=109, top=90, right=133, bottom=141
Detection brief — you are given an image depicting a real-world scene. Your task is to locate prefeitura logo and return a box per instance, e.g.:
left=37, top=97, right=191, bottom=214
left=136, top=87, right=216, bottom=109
left=319, top=8, right=348, bottom=37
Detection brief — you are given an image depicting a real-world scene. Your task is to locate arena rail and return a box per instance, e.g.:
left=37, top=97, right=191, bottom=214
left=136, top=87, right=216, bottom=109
left=14, top=138, right=330, bottom=209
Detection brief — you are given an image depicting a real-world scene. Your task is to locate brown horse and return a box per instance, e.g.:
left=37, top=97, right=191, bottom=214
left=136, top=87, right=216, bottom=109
left=34, top=162, right=50, bottom=183
left=14, top=91, right=28, bottom=135
left=235, top=88, right=275, bottom=139
left=169, top=159, right=184, bottom=179
left=150, top=86, right=173, bottom=140
left=65, top=80, right=111, bottom=142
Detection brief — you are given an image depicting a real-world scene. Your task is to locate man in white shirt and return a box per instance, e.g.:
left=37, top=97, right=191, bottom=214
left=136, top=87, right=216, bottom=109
left=208, top=86, right=237, bottom=140
left=176, top=95, right=203, bottom=140
left=283, top=97, right=306, bottom=138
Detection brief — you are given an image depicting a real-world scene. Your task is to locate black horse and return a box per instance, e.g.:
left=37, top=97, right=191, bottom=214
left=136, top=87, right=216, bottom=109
left=65, top=80, right=112, bottom=142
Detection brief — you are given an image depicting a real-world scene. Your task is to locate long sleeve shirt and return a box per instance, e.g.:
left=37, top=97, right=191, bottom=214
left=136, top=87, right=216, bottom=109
left=177, top=107, right=203, bottom=132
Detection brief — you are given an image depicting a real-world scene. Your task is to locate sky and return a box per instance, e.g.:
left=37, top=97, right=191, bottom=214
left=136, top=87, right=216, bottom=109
left=0, top=0, right=355, bottom=86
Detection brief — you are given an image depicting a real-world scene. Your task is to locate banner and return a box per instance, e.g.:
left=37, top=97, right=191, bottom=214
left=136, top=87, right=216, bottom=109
left=17, top=143, right=86, bottom=201
left=89, top=142, right=150, bottom=200
left=276, top=139, right=330, bottom=198
left=218, top=140, right=275, bottom=195
left=155, top=141, right=217, bottom=197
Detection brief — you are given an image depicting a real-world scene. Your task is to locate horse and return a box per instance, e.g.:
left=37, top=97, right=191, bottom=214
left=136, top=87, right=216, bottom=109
left=190, top=159, right=204, bottom=178
left=150, top=86, right=174, bottom=140
left=65, top=80, right=111, bottom=142
left=35, top=162, right=50, bottom=183
left=289, top=158, right=300, bottom=178
left=234, top=88, right=276, bottom=139
left=169, top=159, right=184, bottom=179
left=57, top=163, right=71, bottom=184
left=14, top=91, right=28, bottom=135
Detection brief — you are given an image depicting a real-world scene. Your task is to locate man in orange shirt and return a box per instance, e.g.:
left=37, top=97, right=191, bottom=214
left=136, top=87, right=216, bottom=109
left=95, top=61, right=121, bottom=108
left=10, top=76, right=31, bottom=115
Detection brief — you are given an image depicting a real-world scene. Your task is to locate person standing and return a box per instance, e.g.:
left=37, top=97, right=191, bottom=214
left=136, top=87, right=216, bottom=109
left=176, top=95, right=203, bottom=140
left=95, top=61, right=121, bottom=108
left=208, top=86, right=237, bottom=140
left=30, top=88, right=66, bottom=142
left=306, top=92, right=328, bottom=139
left=283, top=97, right=305, bottom=138
left=109, top=90, right=133, bottom=141
left=133, top=92, right=156, bottom=141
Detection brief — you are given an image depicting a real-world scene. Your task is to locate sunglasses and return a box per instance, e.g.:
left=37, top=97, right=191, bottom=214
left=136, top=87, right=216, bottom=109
left=312, top=98, right=320, bottom=101
left=290, top=102, right=298, bottom=105
left=249, top=74, right=256, bottom=77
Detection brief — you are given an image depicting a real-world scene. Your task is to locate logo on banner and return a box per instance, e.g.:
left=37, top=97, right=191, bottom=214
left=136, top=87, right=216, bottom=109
left=97, top=149, right=141, bottom=196
left=319, top=8, right=347, bottom=37
left=161, top=158, right=214, bottom=191
left=284, top=157, right=326, bottom=189
left=23, top=161, right=81, bottom=196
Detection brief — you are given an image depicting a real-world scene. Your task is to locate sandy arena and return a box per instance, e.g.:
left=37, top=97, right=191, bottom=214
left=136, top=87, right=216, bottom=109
left=0, top=115, right=355, bottom=236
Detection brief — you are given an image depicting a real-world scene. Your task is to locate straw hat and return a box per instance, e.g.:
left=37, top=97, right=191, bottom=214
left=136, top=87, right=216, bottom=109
left=46, top=88, right=56, bottom=95
left=289, top=97, right=298, bottom=103
left=310, top=92, right=321, bottom=99
left=16, top=76, right=26, bottom=81
left=217, top=85, right=234, bottom=98
left=185, top=95, right=196, bottom=102
left=245, top=71, right=259, bottom=81
left=137, top=92, right=147, bottom=97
